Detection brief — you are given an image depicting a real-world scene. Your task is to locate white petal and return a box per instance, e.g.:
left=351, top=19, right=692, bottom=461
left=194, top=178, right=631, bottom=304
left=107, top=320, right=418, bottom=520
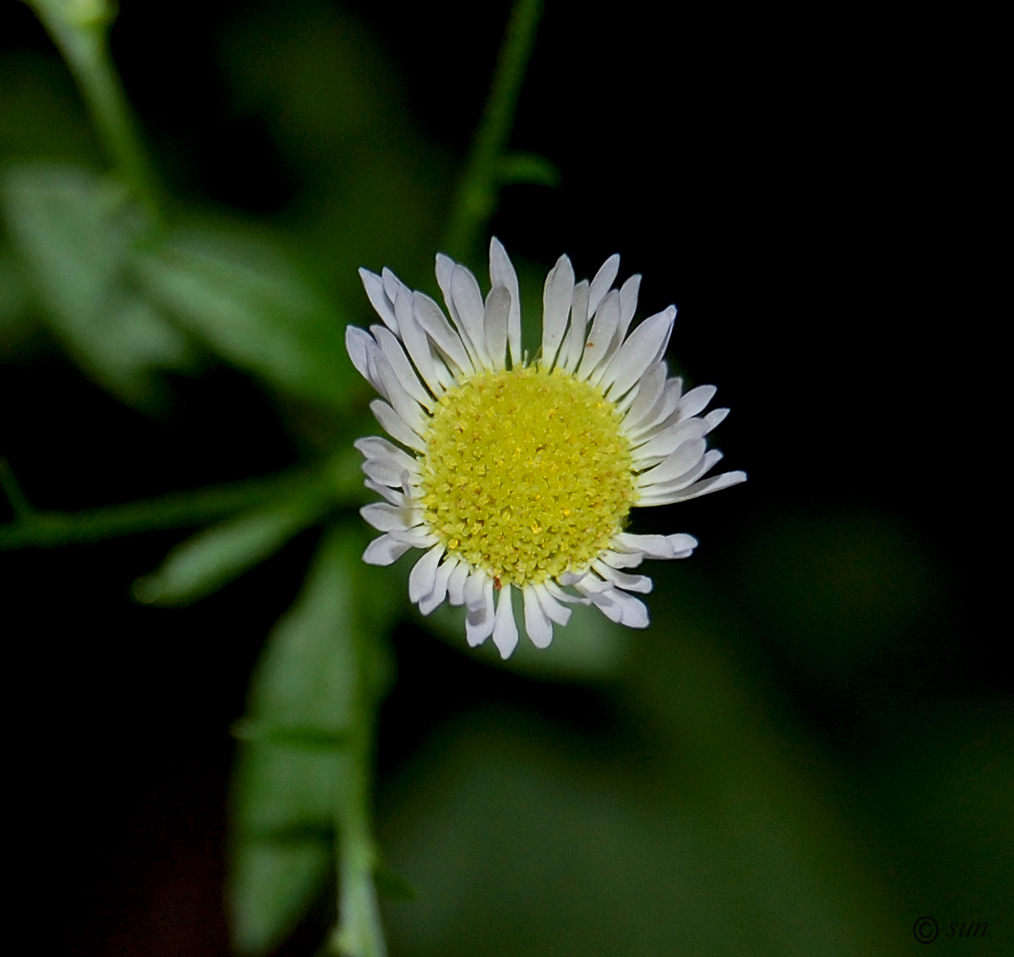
left=463, top=567, right=487, bottom=610
left=435, top=252, right=454, bottom=303
left=638, top=449, right=724, bottom=498
left=616, top=272, right=642, bottom=341
left=677, top=383, right=718, bottom=420
left=534, top=583, right=573, bottom=625
left=613, top=532, right=699, bottom=560
left=647, top=307, right=677, bottom=365
left=637, top=440, right=708, bottom=488
left=544, top=579, right=591, bottom=607
left=432, top=358, right=456, bottom=392
left=446, top=560, right=470, bottom=605
left=381, top=267, right=410, bottom=312
left=640, top=470, right=747, bottom=506
left=559, top=279, right=590, bottom=372
left=451, top=264, right=492, bottom=369
left=419, top=554, right=458, bottom=615
left=374, top=350, right=428, bottom=437
left=591, top=559, right=653, bottom=593
left=362, top=534, right=412, bottom=566
left=372, top=324, right=432, bottom=410
left=436, top=255, right=479, bottom=368
left=354, top=436, right=419, bottom=478
left=483, top=284, right=511, bottom=371
left=610, top=589, right=650, bottom=628
left=561, top=569, right=607, bottom=591
left=358, top=268, right=398, bottom=333
left=360, top=501, right=416, bottom=533
left=577, top=289, right=620, bottom=380
left=394, top=285, right=441, bottom=397
left=409, top=544, right=443, bottom=603
left=362, top=458, right=411, bottom=490
left=583, top=584, right=649, bottom=628
left=595, top=548, right=645, bottom=570
left=465, top=572, right=495, bottom=646
left=523, top=586, right=554, bottom=648
left=588, top=253, right=620, bottom=316
left=622, top=362, right=667, bottom=430
left=362, top=476, right=406, bottom=504
left=370, top=399, right=426, bottom=453
left=412, top=291, right=473, bottom=377
left=632, top=416, right=710, bottom=462
left=489, top=238, right=522, bottom=366
left=345, top=326, right=386, bottom=397
left=601, top=308, right=676, bottom=400
left=541, top=253, right=575, bottom=368
left=627, top=375, right=683, bottom=440
left=386, top=526, right=439, bottom=548
left=492, top=586, right=519, bottom=658
left=703, top=407, right=730, bottom=433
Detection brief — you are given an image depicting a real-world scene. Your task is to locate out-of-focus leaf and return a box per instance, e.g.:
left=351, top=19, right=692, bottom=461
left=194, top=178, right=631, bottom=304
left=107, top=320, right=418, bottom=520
left=0, top=163, right=193, bottom=405
left=229, top=527, right=366, bottom=956
left=230, top=841, right=331, bottom=957
left=134, top=227, right=356, bottom=409
left=497, top=151, right=560, bottom=188
left=132, top=484, right=331, bottom=607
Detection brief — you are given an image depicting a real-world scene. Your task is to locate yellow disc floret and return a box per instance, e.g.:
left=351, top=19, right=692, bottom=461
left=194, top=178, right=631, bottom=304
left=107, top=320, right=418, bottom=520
left=419, top=365, right=635, bottom=588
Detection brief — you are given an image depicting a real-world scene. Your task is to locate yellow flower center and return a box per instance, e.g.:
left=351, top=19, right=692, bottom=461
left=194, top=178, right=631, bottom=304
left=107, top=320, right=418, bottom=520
left=419, top=365, right=635, bottom=588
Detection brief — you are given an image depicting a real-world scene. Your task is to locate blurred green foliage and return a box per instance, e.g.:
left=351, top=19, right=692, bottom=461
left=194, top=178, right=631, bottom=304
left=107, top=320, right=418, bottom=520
left=1, top=1, right=1009, bottom=956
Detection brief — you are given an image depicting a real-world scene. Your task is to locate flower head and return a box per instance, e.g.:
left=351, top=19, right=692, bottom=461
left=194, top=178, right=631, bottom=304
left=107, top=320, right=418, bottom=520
left=346, top=239, right=746, bottom=658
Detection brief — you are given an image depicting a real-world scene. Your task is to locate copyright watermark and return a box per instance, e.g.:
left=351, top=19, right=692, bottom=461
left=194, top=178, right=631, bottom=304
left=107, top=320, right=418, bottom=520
left=913, top=916, right=989, bottom=943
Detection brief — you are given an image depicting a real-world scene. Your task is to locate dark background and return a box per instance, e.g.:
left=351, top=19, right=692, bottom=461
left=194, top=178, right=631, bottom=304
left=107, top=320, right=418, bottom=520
left=1, top=1, right=1004, bottom=955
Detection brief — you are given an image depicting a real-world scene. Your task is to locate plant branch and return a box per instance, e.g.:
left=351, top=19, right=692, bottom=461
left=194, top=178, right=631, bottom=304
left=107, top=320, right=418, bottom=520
left=0, top=450, right=364, bottom=550
left=443, top=0, right=545, bottom=261
left=28, top=0, right=161, bottom=217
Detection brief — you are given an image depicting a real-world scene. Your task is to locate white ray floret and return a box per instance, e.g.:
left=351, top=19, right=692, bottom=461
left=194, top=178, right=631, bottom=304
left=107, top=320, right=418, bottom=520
left=347, top=238, right=746, bottom=658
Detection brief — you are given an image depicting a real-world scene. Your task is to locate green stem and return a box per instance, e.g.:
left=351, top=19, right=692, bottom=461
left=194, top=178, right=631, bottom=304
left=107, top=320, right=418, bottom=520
left=332, top=743, right=386, bottom=957
left=0, top=450, right=364, bottom=549
left=443, top=0, right=545, bottom=261
left=331, top=586, right=388, bottom=957
left=28, top=0, right=160, bottom=217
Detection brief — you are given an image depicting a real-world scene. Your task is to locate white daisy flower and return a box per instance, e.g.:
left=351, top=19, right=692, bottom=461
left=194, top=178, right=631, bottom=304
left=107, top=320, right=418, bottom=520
left=346, top=239, right=746, bottom=659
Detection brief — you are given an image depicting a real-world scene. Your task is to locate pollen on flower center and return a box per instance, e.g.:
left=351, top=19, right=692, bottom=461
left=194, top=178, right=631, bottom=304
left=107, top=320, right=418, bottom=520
left=419, top=365, right=636, bottom=588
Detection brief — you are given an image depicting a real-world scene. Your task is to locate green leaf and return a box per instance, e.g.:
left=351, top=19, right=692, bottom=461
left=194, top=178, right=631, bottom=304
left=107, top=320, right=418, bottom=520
left=229, top=527, right=364, bottom=956
left=230, top=841, right=331, bottom=957
left=497, top=151, right=560, bottom=188
left=0, top=162, right=192, bottom=406
left=131, top=489, right=330, bottom=607
left=134, top=227, right=356, bottom=409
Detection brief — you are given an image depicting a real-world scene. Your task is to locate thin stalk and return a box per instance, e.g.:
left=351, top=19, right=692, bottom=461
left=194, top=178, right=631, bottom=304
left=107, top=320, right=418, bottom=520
left=443, top=0, right=544, bottom=261
left=330, top=582, right=388, bottom=957
left=331, top=738, right=386, bottom=957
left=0, top=450, right=364, bottom=549
left=28, top=0, right=161, bottom=217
